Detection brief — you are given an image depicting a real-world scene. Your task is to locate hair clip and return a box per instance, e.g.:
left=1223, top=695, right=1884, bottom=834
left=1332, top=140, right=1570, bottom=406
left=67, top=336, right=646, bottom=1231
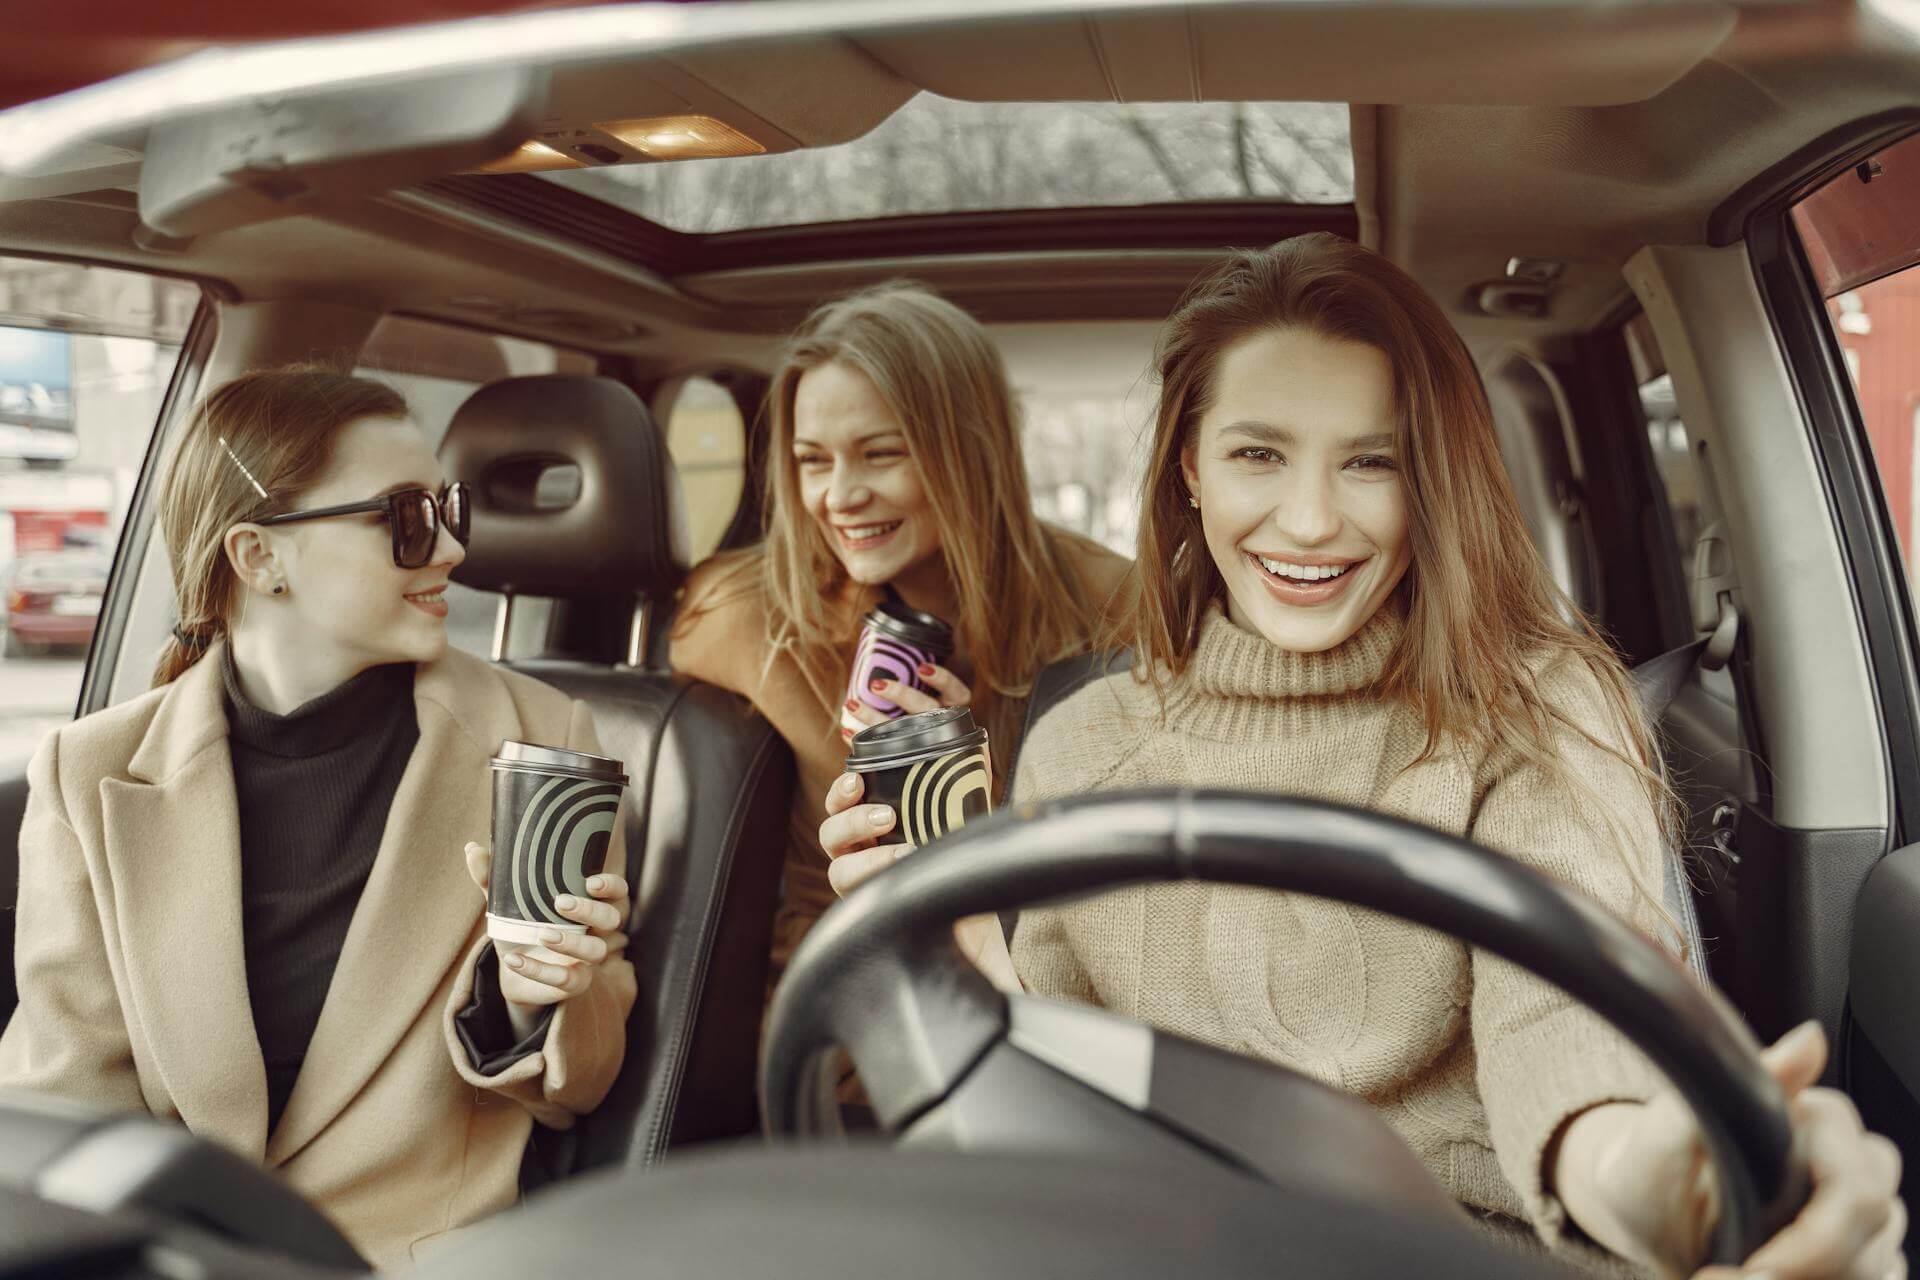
left=217, top=436, right=269, bottom=500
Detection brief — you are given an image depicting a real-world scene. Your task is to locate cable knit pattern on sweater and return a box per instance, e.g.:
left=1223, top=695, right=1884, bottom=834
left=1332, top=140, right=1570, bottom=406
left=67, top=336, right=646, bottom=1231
left=1008, top=603, right=1668, bottom=1253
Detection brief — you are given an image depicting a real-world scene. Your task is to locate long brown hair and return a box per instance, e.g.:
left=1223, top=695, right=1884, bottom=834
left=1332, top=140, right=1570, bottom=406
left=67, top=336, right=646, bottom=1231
left=703, top=281, right=1093, bottom=761
left=1123, top=234, right=1678, bottom=923
left=152, top=367, right=408, bottom=687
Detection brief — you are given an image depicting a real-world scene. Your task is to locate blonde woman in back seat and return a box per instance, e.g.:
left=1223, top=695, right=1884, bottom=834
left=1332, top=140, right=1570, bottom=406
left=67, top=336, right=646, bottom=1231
left=670, top=281, right=1129, bottom=985
left=822, top=238, right=1906, bottom=1278
left=1, top=368, right=636, bottom=1268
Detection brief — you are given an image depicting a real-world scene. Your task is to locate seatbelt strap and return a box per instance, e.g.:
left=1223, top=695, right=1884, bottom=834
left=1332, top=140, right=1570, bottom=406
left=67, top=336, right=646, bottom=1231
left=1634, top=636, right=1710, bottom=723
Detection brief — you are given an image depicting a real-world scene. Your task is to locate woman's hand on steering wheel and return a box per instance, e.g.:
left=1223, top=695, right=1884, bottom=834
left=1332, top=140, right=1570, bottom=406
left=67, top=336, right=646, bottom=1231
left=840, top=662, right=972, bottom=744
left=1556, top=1020, right=1907, bottom=1280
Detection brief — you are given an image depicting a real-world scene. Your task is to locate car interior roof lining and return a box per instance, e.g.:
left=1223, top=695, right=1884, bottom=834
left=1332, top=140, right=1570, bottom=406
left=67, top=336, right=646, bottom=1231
left=0, top=4, right=1914, bottom=370
left=1, top=2, right=1740, bottom=177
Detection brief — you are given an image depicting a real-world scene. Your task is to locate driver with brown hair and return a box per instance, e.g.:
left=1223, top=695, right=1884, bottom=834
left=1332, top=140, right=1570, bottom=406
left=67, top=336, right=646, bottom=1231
left=822, top=236, right=1906, bottom=1278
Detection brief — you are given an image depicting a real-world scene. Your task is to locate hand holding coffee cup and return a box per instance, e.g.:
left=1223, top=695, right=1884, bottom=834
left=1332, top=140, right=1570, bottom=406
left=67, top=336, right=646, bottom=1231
left=820, top=732, right=1018, bottom=990
left=463, top=843, right=630, bottom=1017
left=841, top=661, right=972, bottom=743
left=473, top=741, right=633, bottom=1037
left=839, top=600, right=964, bottom=742
left=821, top=706, right=992, bottom=895
left=819, top=770, right=911, bottom=898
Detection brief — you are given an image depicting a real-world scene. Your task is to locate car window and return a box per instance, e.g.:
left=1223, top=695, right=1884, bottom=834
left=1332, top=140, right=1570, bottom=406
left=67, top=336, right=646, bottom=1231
left=1005, top=325, right=1158, bottom=558
left=1791, top=130, right=1920, bottom=590
left=661, top=375, right=746, bottom=563
left=354, top=315, right=594, bottom=660
left=0, top=257, right=200, bottom=767
left=542, top=98, right=1352, bottom=233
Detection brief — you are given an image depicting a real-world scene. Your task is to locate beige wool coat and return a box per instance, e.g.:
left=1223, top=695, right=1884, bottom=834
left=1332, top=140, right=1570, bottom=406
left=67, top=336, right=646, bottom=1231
left=0, top=642, right=637, bottom=1269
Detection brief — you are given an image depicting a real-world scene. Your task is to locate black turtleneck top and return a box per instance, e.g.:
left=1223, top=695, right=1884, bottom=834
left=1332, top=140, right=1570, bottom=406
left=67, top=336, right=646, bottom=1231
left=221, top=648, right=418, bottom=1134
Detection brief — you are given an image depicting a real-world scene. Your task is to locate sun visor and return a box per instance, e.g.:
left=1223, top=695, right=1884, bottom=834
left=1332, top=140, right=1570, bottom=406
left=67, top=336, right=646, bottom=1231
left=137, top=65, right=546, bottom=237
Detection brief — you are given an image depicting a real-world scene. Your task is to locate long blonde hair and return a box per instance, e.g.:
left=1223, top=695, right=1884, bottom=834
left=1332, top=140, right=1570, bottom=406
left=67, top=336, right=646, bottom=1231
left=152, top=367, right=408, bottom=687
left=1122, top=235, right=1680, bottom=925
left=706, top=282, right=1094, bottom=761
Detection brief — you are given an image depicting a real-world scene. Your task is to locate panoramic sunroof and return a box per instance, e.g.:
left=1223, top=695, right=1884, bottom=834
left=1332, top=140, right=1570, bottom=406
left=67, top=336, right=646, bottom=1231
left=536, top=96, right=1352, bottom=234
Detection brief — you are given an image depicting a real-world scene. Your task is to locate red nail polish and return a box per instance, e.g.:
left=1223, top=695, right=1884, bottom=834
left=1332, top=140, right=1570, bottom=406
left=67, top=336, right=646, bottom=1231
left=869, top=677, right=887, bottom=693
left=845, top=697, right=860, bottom=711
left=917, top=663, right=935, bottom=678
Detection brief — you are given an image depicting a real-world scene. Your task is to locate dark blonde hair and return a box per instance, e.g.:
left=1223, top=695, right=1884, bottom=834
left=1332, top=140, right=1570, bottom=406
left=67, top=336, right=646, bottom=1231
left=152, top=366, right=407, bottom=686
left=691, top=282, right=1094, bottom=765
left=1121, top=234, right=1678, bottom=923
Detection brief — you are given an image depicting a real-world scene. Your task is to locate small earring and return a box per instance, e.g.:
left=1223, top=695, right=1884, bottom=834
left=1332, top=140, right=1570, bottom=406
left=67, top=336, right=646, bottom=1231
left=1187, top=495, right=1200, bottom=509
left=271, top=583, right=286, bottom=596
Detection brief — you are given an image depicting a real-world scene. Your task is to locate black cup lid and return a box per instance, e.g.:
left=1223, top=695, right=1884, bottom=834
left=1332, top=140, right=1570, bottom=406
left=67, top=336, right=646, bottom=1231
left=862, top=599, right=953, bottom=653
left=492, top=740, right=629, bottom=785
left=845, top=706, right=987, bottom=771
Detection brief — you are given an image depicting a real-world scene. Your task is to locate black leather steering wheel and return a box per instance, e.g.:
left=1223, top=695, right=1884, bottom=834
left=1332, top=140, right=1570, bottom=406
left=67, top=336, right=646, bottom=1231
left=760, top=789, right=1810, bottom=1267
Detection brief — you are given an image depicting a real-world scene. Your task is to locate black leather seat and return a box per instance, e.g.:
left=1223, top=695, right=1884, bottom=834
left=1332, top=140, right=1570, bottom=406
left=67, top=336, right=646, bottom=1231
left=1009, top=642, right=1710, bottom=977
left=439, top=375, right=794, bottom=1171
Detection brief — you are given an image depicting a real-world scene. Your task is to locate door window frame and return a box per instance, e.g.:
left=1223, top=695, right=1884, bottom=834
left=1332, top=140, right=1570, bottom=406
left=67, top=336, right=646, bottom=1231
left=1743, top=122, right=1920, bottom=846
left=74, top=290, right=216, bottom=716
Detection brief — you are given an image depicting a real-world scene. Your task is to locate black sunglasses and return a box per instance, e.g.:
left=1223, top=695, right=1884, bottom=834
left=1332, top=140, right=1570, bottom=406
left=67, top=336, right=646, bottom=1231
left=256, top=482, right=471, bottom=570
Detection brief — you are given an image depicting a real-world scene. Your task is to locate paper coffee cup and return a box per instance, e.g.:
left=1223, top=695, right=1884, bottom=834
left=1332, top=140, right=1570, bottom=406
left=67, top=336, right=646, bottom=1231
left=487, top=741, right=628, bottom=946
left=840, top=600, right=955, bottom=737
left=844, top=707, right=991, bottom=846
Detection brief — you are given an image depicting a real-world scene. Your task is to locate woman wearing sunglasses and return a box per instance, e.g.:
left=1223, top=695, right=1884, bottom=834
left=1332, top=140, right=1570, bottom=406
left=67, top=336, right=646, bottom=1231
left=0, top=366, right=636, bottom=1268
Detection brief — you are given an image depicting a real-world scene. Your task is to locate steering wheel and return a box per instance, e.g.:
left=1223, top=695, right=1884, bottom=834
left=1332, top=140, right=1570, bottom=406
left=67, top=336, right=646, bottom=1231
left=761, top=789, right=1809, bottom=1267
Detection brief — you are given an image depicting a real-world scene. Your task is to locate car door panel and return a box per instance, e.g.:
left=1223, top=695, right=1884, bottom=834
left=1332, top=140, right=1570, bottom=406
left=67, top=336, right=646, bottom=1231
left=1848, top=844, right=1920, bottom=1209
left=1733, top=816, right=1886, bottom=1048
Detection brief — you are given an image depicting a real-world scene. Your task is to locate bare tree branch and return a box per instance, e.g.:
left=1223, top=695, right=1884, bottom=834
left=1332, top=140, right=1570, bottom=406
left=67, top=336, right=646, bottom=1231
left=1116, top=106, right=1192, bottom=200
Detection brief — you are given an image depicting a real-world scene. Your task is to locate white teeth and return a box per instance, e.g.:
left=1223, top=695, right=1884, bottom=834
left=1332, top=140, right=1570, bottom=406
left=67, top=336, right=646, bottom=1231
left=1256, top=555, right=1351, bottom=582
left=841, top=522, right=900, bottom=541
left=408, top=591, right=443, bottom=603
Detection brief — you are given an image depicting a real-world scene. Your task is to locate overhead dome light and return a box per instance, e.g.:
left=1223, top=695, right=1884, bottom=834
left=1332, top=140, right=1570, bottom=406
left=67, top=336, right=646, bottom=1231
left=594, top=115, right=765, bottom=161
left=469, top=139, right=585, bottom=174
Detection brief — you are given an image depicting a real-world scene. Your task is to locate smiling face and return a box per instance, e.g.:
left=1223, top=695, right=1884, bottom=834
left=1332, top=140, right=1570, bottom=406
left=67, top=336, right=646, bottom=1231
left=1180, top=327, right=1412, bottom=653
left=253, top=414, right=466, bottom=668
left=791, top=359, right=941, bottom=586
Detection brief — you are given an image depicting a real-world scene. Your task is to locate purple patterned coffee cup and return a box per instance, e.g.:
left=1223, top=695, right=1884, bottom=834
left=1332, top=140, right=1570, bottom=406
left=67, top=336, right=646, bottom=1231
left=840, top=600, right=954, bottom=736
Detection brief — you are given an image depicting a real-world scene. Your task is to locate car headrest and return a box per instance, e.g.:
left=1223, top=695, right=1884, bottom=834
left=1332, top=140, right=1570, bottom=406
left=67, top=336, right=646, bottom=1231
left=438, top=375, right=689, bottom=601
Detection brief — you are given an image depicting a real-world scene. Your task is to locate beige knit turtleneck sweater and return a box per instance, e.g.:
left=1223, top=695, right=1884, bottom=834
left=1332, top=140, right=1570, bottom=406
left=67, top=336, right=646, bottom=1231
left=1008, top=603, right=1669, bottom=1250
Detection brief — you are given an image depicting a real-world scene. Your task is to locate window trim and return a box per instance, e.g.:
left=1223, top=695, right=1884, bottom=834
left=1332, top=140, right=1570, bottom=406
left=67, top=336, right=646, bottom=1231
left=1748, top=160, right=1920, bottom=844
left=1709, top=107, right=1920, bottom=248
left=419, top=175, right=1361, bottom=277
left=77, top=289, right=216, bottom=716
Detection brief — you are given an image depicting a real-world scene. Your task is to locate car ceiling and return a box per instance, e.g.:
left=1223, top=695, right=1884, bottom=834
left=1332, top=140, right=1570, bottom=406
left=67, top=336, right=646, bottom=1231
left=1, top=1, right=1917, bottom=374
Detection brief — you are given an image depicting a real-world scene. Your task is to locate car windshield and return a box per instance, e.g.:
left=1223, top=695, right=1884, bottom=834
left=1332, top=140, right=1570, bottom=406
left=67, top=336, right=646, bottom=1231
left=538, top=95, right=1352, bottom=234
